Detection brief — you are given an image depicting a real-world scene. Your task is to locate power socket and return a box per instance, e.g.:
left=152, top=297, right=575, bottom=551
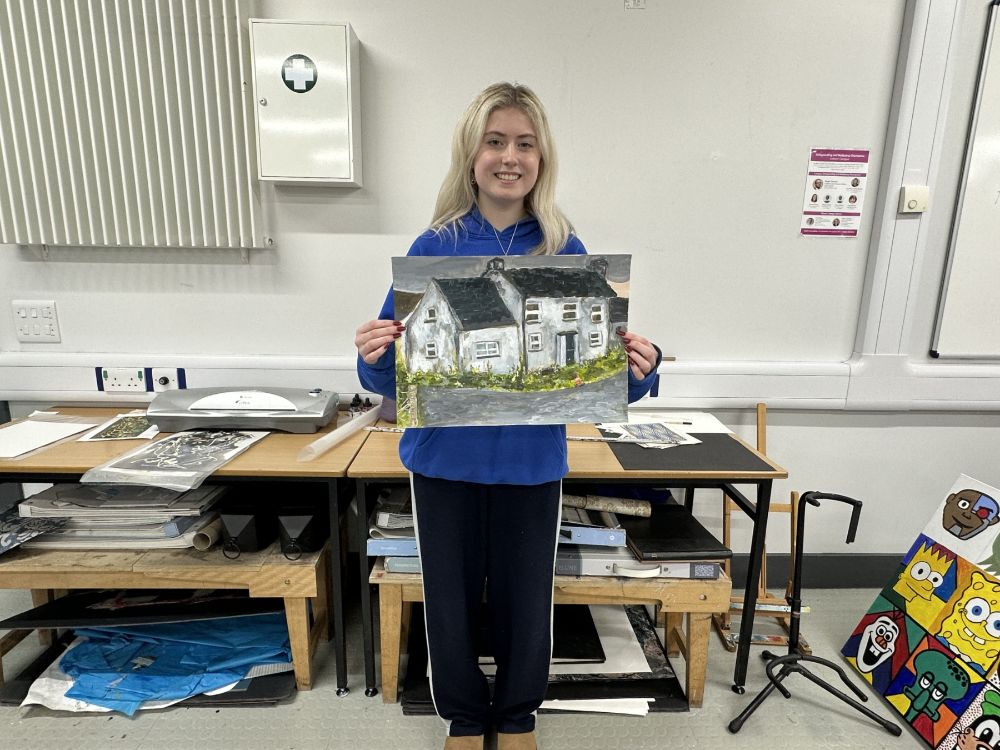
left=151, top=367, right=186, bottom=392
left=96, top=367, right=148, bottom=393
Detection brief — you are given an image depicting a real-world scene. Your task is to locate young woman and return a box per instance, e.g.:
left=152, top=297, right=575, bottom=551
left=355, top=82, right=661, bottom=750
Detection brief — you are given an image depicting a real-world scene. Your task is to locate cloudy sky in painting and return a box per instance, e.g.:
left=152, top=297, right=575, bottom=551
left=391, top=254, right=631, bottom=294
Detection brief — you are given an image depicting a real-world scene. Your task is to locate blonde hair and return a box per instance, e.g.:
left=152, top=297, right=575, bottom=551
left=429, top=82, right=574, bottom=255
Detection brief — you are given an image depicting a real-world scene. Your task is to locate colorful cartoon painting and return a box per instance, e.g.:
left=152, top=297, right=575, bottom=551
left=842, top=596, right=922, bottom=695
left=890, top=535, right=958, bottom=631
left=845, top=475, right=1000, bottom=749
left=937, top=676, right=1000, bottom=750
left=923, top=475, right=1000, bottom=568
left=935, top=570, right=1000, bottom=675
left=391, top=254, right=631, bottom=428
left=885, top=636, right=984, bottom=746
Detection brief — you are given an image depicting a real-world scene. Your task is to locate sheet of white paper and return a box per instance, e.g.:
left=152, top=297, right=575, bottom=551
left=0, top=420, right=95, bottom=458
left=540, top=698, right=653, bottom=716
left=624, top=410, right=732, bottom=433
left=21, top=638, right=197, bottom=712
left=478, top=605, right=651, bottom=677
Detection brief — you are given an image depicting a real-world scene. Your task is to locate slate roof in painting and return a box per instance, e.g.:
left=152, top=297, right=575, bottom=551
left=501, top=268, right=617, bottom=298
left=433, top=277, right=517, bottom=331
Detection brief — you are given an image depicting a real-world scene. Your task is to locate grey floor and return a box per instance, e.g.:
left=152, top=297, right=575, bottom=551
left=0, top=588, right=922, bottom=750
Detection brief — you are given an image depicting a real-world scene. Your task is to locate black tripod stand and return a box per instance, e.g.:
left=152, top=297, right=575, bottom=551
left=728, top=491, right=902, bottom=736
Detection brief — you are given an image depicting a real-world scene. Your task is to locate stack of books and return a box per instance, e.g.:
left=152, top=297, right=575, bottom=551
left=371, top=491, right=727, bottom=578
left=556, top=497, right=731, bottom=580
left=368, top=487, right=418, bottom=572
left=17, top=483, right=226, bottom=549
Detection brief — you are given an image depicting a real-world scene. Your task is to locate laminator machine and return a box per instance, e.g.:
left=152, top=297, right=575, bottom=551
left=147, top=387, right=338, bottom=433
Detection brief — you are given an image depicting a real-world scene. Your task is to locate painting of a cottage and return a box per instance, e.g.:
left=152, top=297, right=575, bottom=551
left=391, top=254, right=631, bottom=428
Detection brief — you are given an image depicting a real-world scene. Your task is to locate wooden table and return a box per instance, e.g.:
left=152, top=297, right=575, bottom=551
left=0, top=407, right=368, bottom=695
left=348, top=422, right=787, bottom=699
left=369, top=559, right=731, bottom=707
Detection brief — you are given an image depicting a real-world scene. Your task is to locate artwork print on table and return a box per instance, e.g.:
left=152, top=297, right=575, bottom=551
left=392, top=254, right=631, bottom=428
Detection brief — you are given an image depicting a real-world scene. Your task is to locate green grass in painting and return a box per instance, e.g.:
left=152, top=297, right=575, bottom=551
left=395, top=348, right=627, bottom=427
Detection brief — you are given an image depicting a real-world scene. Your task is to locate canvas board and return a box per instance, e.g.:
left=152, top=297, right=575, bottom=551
left=392, top=254, right=631, bottom=428
left=842, top=475, right=1000, bottom=748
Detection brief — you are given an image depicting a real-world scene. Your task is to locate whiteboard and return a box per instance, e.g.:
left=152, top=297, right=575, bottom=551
left=933, top=4, right=1000, bottom=358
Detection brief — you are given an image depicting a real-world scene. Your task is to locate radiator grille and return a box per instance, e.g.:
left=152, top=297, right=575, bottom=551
left=0, top=0, right=266, bottom=249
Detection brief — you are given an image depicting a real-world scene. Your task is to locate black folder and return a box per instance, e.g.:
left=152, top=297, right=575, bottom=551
left=618, top=503, right=731, bottom=562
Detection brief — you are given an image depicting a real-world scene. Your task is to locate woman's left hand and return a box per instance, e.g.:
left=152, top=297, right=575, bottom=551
left=617, top=330, right=658, bottom=379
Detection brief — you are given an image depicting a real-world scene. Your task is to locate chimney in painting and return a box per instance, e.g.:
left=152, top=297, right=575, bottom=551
left=483, top=257, right=505, bottom=275
left=587, top=257, right=609, bottom=279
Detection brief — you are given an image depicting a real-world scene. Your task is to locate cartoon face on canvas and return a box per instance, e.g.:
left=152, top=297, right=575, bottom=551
left=903, top=649, right=971, bottom=723
left=957, top=715, right=1000, bottom=750
left=944, top=489, right=1000, bottom=542
left=956, top=690, right=1000, bottom=750
left=894, top=542, right=952, bottom=603
left=856, top=615, right=899, bottom=674
left=937, top=572, right=1000, bottom=670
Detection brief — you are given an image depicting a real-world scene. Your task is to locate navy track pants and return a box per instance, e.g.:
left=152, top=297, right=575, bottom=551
left=410, top=473, right=562, bottom=737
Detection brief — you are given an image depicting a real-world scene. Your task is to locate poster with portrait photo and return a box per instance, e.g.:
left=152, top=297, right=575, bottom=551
left=800, top=147, right=870, bottom=237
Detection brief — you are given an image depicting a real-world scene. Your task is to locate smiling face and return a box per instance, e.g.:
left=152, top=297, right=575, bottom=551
left=943, top=490, right=999, bottom=540
left=938, top=572, right=1000, bottom=666
left=857, top=616, right=899, bottom=673
left=472, top=107, right=540, bottom=223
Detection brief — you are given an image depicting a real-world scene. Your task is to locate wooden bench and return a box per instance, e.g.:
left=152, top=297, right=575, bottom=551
left=369, top=560, right=731, bottom=708
left=0, top=541, right=331, bottom=690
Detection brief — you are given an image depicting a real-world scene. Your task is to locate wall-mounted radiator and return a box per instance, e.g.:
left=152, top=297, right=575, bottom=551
left=0, top=0, right=267, bottom=249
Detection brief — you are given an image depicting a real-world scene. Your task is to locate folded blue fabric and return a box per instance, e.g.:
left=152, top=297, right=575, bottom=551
left=60, top=612, right=291, bottom=715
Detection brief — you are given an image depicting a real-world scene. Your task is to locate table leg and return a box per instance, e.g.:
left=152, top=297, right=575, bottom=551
left=733, top=479, right=772, bottom=692
left=30, top=589, right=56, bottom=646
left=356, top=479, right=379, bottom=697
left=326, top=480, right=349, bottom=696
left=379, top=583, right=403, bottom=703
left=284, top=597, right=313, bottom=690
left=684, top=487, right=695, bottom=512
left=686, top=611, right=711, bottom=708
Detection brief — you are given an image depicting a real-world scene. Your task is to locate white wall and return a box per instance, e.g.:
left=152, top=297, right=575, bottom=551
left=4, top=0, right=1000, bottom=558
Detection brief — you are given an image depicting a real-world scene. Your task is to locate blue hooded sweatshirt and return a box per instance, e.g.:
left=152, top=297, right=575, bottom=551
left=357, top=206, right=660, bottom=486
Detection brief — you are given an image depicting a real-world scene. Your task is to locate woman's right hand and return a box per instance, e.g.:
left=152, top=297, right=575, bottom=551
left=355, top=319, right=404, bottom=364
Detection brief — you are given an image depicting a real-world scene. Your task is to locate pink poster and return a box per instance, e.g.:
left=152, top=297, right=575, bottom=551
left=800, top=148, right=870, bottom=237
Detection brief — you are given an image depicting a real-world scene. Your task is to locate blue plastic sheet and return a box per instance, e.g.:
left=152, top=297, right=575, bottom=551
left=60, top=612, right=291, bottom=715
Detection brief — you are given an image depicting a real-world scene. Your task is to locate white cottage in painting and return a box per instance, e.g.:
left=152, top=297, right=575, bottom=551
left=403, top=257, right=624, bottom=376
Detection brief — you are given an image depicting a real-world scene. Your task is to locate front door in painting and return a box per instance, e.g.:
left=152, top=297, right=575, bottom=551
left=558, top=332, right=577, bottom=366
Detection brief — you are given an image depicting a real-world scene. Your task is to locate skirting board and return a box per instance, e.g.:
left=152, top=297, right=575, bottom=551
left=729, top=553, right=900, bottom=589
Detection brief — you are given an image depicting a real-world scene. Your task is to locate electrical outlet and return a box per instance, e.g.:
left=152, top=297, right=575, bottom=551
left=96, top=367, right=148, bottom=393
left=12, top=299, right=61, bottom=343
left=151, top=367, right=186, bottom=392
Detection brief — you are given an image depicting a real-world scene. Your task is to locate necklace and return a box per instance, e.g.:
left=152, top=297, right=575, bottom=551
left=492, top=220, right=520, bottom=255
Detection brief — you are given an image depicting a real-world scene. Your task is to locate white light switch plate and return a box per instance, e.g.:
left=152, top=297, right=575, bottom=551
left=11, top=299, right=61, bottom=343
left=898, top=185, right=929, bottom=213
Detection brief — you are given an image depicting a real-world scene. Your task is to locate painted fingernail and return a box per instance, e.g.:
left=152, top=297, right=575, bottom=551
left=393, top=333, right=402, bottom=339
left=393, top=320, right=402, bottom=325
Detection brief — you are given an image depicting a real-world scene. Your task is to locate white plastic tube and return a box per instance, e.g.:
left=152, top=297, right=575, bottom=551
left=297, top=407, right=381, bottom=462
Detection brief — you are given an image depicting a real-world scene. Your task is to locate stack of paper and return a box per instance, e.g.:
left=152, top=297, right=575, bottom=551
left=368, top=487, right=417, bottom=558
left=18, top=484, right=226, bottom=549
